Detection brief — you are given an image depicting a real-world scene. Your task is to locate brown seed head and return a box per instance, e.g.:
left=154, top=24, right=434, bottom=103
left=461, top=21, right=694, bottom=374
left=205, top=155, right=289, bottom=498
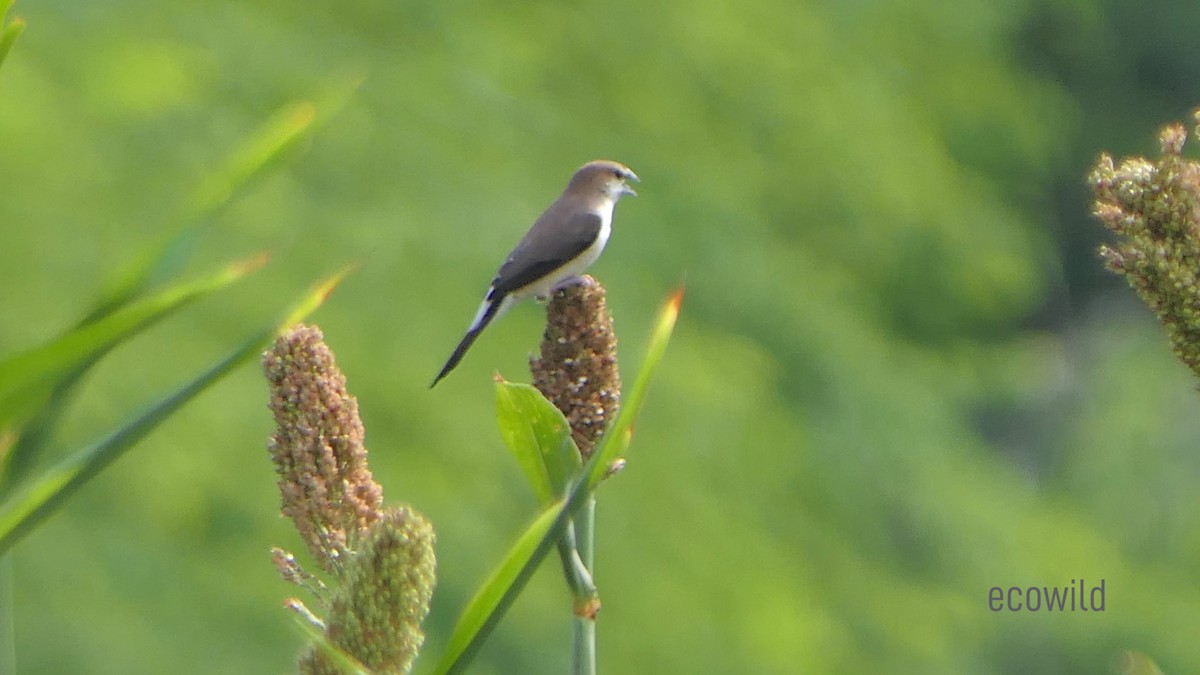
left=530, top=276, right=621, bottom=459
left=263, top=324, right=384, bottom=573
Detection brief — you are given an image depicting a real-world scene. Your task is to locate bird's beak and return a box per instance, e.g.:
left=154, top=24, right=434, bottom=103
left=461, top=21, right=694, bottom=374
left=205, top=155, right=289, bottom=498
left=621, top=171, right=640, bottom=197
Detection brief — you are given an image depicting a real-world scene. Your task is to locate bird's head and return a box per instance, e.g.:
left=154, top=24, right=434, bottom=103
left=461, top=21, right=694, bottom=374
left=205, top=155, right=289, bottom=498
left=566, top=159, right=639, bottom=201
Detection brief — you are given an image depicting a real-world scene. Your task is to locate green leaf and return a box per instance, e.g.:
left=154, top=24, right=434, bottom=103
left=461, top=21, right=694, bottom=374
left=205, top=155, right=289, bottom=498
left=432, top=501, right=566, bottom=675
left=0, top=82, right=361, bottom=499
left=185, top=102, right=317, bottom=220
left=0, top=13, right=23, bottom=71
left=91, top=96, right=332, bottom=321
left=494, top=380, right=580, bottom=505
left=90, top=79, right=359, bottom=323
left=0, top=255, right=267, bottom=493
left=184, top=75, right=361, bottom=226
left=289, top=604, right=373, bottom=675
left=579, top=285, right=682, bottom=493
left=432, top=286, right=683, bottom=675
left=0, top=90, right=356, bottom=495
left=0, top=268, right=349, bottom=555
left=1120, top=651, right=1165, bottom=675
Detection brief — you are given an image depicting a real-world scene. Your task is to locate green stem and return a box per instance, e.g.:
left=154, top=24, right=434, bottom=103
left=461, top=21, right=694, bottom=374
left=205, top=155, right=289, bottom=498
left=575, top=496, right=594, bottom=570
left=570, top=496, right=596, bottom=675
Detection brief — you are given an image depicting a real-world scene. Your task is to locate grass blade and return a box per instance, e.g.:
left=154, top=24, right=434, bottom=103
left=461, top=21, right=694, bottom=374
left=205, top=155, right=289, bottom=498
left=432, top=501, right=566, bottom=675
left=0, top=269, right=349, bottom=555
left=580, top=285, right=682, bottom=492
left=0, top=255, right=267, bottom=491
left=184, top=101, right=316, bottom=221
left=91, top=98, right=327, bottom=320
left=2, top=83, right=360, bottom=494
left=0, top=13, right=22, bottom=70
left=1, top=90, right=353, bottom=491
left=90, top=79, right=359, bottom=322
left=289, top=604, right=374, bottom=675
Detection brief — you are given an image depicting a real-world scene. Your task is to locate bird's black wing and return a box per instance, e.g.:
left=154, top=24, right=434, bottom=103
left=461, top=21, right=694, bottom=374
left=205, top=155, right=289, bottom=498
left=431, top=207, right=602, bottom=388
left=491, top=209, right=603, bottom=295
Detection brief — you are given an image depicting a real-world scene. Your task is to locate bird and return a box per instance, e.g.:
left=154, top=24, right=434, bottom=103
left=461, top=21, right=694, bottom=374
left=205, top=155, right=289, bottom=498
left=431, top=159, right=639, bottom=388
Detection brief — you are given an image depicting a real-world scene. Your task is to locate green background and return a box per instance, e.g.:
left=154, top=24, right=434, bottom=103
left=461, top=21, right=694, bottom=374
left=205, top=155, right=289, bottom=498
left=3, top=0, right=1199, bottom=672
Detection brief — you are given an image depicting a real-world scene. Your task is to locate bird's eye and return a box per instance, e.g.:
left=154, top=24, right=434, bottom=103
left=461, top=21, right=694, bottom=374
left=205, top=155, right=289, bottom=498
left=612, top=169, right=623, bottom=179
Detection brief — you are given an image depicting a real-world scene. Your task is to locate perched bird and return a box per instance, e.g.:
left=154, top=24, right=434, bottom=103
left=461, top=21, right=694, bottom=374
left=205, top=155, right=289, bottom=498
left=431, top=159, right=639, bottom=388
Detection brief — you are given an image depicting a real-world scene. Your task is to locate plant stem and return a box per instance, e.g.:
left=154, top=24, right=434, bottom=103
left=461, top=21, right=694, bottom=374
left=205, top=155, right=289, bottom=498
left=570, top=496, right=596, bottom=675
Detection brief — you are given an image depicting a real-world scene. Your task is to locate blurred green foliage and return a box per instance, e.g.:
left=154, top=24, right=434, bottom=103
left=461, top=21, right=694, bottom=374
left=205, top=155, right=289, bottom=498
left=2, top=0, right=1199, bottom=673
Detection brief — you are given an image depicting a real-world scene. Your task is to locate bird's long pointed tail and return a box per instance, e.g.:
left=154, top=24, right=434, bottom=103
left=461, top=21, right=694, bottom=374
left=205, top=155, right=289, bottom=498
left=430, top=294, right=507, bottom=388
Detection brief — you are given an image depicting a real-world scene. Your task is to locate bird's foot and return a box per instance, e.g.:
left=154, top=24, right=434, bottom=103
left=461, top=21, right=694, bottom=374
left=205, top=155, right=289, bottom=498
left=536, top=275, right=596, bottom=302
left=552, top=275, right=596, bottom=292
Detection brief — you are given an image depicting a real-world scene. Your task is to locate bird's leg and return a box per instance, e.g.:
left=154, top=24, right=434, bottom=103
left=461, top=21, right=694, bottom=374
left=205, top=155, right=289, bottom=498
left=536, top=276, right=597, bottom=303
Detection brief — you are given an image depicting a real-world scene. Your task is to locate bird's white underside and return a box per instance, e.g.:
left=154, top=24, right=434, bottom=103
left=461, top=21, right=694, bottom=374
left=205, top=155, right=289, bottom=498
left=466, top=201, right=614, bottom=332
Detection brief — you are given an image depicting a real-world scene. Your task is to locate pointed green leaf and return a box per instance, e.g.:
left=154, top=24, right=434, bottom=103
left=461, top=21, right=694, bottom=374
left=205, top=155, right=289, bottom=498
left=432, top=286, right=683, bottom=675
left=494, top=379, right=580, bottom=505
left=0, top=14, right=23, bottom=70
left=0, top=269, right=349, bottom=555
left=279, top=264, right=355, bottom=327
left=185, top=102, right=316, bottom=220
left=2, top=84, right=360, bottom=489
left=289, top=606, right=373, bottom=675
left=1120, top=651, right=1165, bottom=675
left=580, top=285, right=682, bottom=492
left=181, top=76, right=360, bottom=227
left=432, top=501, right=566, bottom=675
left=0, top=255, right=267, bottom=491
left=91, top=78, right=360, bottom=322
left=92, top=98, right=327, bottom=320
